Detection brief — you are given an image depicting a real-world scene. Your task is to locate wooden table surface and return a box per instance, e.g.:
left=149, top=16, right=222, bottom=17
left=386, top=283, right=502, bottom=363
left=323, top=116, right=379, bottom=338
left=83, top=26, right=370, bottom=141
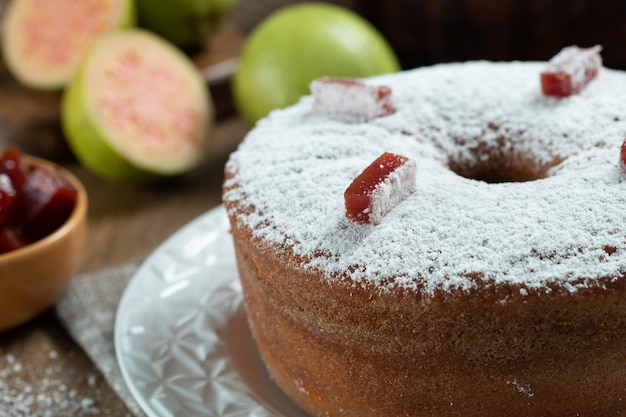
left=0, top=24, right=249, bottom=416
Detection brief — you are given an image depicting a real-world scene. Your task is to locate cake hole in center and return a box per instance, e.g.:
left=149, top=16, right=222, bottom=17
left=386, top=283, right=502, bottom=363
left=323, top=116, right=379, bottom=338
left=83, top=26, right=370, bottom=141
left=447, top=149, right=562, bottom=184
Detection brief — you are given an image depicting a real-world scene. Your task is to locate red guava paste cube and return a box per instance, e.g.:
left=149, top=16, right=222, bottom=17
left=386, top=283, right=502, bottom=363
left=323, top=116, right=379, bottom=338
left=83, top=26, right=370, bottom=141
left=0, top=227, right=30, bottom=254
left=540, top=45, right=602, bottom=97
left=619, top=138, right=626, bottom=173
left=0, top=173, right=17, bottom=227
left=0, top=146, right=30, bottom=192
left=345, top=152, right=417, bottom=225
left=15, top=167, right=77, bottom=240
left=311, top=77, right=394, bottom=119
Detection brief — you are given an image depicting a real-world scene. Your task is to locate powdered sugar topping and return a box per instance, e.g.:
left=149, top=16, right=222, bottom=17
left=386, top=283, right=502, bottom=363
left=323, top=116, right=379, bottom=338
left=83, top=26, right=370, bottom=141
left=364, top=157, right=416, bottom=225
left=224, top=61, right=626, bottom=294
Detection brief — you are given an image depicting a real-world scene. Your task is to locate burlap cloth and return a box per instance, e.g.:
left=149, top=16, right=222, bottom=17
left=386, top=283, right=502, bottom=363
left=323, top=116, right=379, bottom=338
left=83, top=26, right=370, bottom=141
left=56, top=260, right=146, bottom=417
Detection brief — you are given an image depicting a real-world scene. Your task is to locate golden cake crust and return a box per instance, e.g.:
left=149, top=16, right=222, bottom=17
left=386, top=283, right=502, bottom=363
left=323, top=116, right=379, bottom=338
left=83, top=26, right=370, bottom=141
left=225, top=178, right=626, bottom=417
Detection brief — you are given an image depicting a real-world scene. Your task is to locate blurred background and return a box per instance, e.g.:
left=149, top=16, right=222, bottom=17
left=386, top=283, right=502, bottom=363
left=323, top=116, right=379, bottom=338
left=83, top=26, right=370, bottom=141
left=356, top=0, right=626, bottom=69
left=2, top=0, right=626, bottom=161
left=231, top=0, right=626, bottom=70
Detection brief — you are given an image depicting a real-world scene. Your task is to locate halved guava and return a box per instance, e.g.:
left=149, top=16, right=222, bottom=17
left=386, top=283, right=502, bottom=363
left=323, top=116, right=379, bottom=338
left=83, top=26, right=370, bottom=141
left=61, top=29, right=214, bottom=184
left=1, top=0, right=135, bottom=90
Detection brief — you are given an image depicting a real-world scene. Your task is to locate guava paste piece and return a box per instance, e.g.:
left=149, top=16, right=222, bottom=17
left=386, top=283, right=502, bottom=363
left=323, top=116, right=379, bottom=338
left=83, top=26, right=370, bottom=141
left=311, top=77, right=394, bottom=119
left=0, top=227, right=30, bottom=254
left=620, top=139, right=626, bottom=173
left=540, top=45, right=602, bottom=97
left=0, top=146, right=30, bottom=192
left=344, top=152, right=417, bottom=225
left=0, top=174, right=17, bottom=228
left=14, top=167, right=78, bottom=240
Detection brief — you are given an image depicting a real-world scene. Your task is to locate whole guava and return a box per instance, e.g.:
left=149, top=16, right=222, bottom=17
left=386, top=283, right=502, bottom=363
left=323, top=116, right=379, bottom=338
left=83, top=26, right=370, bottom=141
left=61, top=29, right=214, bottom=184
left=1, top=0, right=135, bottom=90
left=232, top=3, right=400, bottom=125
left=134, top=0, right=237, bottom=51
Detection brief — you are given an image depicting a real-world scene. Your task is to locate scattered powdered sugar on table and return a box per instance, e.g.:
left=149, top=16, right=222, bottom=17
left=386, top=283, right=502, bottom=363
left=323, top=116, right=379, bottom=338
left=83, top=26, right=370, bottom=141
left=506, top=379, right=535, bottom=398
left=224, top=61, right=626, bottom=295
left=0, top=347, right=103, bottom=417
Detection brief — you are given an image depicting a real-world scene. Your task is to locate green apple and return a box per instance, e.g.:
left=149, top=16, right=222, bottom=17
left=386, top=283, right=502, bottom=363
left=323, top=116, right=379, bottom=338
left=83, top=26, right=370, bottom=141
left=232, top=2, right=400, bottom=125
left=135, top=0, right=238, bottom=51
left=61, top=29, right=214, bottom=184
left=1, top=0, right=135, bottom=90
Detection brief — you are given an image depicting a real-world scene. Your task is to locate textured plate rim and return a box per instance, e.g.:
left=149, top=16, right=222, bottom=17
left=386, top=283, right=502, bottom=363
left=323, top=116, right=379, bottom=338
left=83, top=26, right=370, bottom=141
left=114, top=205, right=230, bottom=417
left=113, top=205, right=297, bottom=417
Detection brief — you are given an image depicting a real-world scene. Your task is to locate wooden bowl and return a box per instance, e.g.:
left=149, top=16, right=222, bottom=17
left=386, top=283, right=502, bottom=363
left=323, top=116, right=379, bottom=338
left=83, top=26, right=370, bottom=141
left=0, top=155, right=87, bottom=331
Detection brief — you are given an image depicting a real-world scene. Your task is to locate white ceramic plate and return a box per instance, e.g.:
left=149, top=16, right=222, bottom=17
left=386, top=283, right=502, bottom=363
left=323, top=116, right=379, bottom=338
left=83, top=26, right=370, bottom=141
left=114, top=205, right=308, bottom=417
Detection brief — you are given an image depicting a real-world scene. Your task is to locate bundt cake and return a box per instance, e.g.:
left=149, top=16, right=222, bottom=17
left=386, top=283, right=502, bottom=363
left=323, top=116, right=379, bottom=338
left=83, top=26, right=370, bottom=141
left=223, top=47, right=626, bottom=416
